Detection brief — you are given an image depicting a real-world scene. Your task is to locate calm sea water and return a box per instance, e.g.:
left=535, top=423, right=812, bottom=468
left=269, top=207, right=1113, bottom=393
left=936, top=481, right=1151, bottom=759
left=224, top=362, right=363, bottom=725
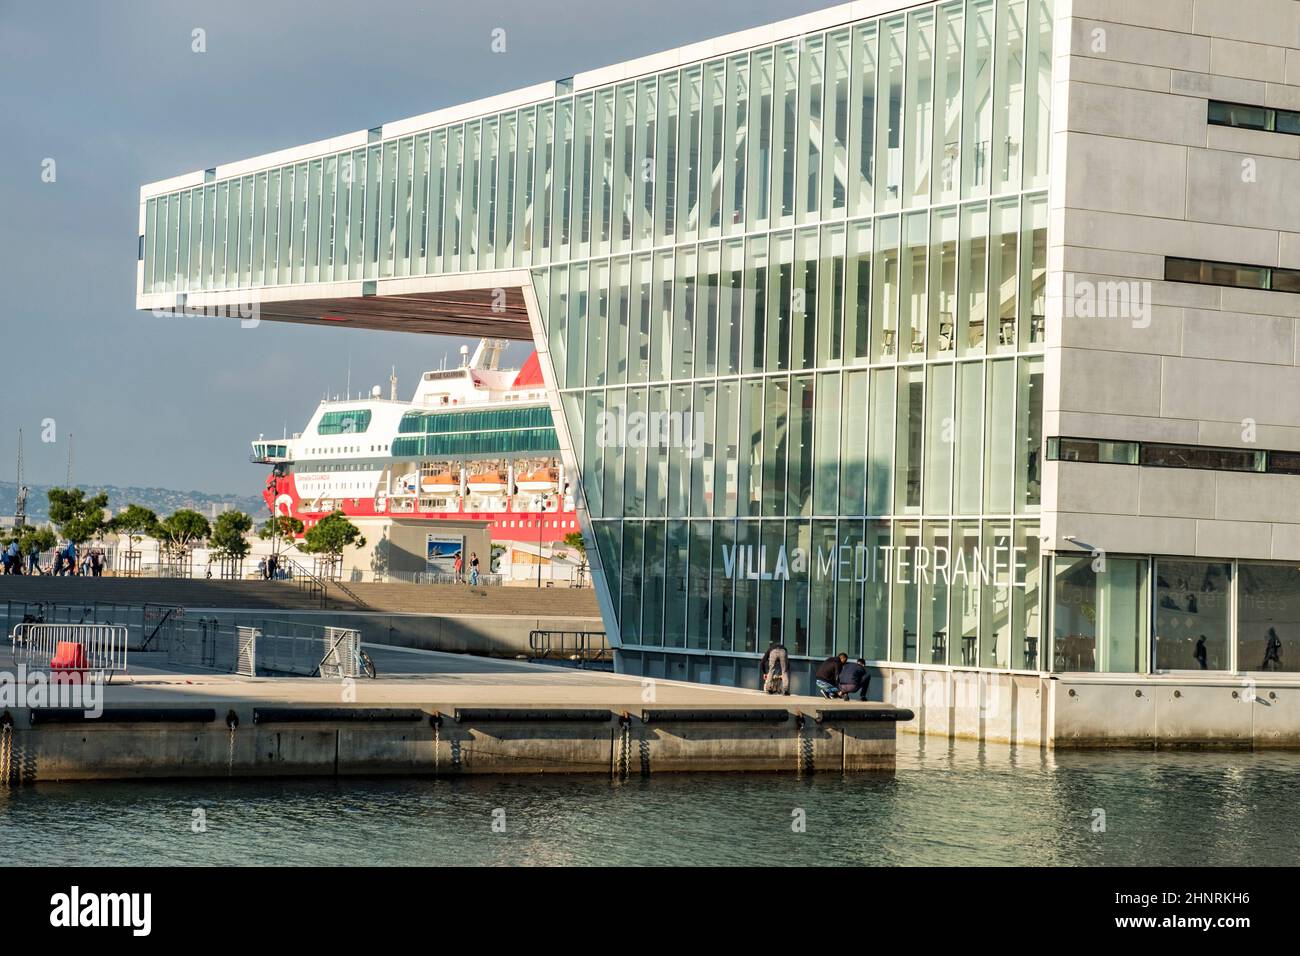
left=3, top=738, right=1298, bottom=866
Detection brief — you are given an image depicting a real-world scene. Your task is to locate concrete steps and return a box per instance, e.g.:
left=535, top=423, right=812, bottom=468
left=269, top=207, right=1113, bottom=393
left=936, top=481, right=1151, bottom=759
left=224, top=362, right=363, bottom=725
left=0, top=576, right=600, bottom=617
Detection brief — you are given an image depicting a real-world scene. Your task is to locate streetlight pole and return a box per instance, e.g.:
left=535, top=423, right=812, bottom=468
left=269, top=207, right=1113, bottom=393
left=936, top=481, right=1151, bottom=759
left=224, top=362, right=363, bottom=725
left=535, top=493, right=550, bottom=589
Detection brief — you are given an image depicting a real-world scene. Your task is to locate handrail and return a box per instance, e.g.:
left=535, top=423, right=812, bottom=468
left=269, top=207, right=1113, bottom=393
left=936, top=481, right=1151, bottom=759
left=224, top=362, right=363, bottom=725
left=280, top=556, right=330, bottom=609
left=529, top=629, right=609, bottom=665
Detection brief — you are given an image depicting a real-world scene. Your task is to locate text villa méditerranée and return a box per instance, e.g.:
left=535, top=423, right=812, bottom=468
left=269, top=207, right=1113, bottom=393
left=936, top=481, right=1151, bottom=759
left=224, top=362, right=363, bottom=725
left=720, top=543, right=1031, bottom=587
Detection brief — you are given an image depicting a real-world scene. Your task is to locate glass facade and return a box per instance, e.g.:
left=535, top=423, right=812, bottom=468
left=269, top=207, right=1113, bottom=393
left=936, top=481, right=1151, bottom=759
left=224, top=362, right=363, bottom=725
left=142, top=0, right=1059, bottom=678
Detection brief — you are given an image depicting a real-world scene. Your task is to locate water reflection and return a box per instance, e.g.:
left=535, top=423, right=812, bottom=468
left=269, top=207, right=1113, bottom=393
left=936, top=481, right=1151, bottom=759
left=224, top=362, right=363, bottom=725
left=1, top=740, right=1297, bottom=866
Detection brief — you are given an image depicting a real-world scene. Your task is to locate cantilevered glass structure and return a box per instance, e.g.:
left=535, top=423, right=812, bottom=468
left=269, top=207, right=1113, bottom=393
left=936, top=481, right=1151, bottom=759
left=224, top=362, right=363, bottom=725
left=139, top=0, right=1055, bottom=690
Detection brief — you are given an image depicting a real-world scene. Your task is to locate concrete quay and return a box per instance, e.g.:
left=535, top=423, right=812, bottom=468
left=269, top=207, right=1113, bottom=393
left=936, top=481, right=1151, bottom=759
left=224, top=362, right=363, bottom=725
left=0, top=645, right=913, bottom=782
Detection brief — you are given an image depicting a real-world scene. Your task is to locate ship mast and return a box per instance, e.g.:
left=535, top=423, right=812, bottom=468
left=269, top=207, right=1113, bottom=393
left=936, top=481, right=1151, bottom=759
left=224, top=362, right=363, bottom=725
left=14, top=428, right=26, bottom=529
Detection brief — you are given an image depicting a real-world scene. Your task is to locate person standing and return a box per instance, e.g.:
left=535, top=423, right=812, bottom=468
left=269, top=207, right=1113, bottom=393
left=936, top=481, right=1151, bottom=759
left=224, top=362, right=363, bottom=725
left=1194, top=634, right=1208, bottom=670
left=2, top=540, right=16, bottom=574
left=468, top=552, right=480, bottom=586
left=760, top=640, right=791, bottom=695
left=257, top=556, right=267, bottom=580
left=27, top=542, right=40, bottom=576
left=453, top=551, right=464, bottom=583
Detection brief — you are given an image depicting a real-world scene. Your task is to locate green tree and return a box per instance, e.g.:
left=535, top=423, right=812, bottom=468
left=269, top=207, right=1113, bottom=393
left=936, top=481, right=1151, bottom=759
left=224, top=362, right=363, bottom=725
left=300, top=511, right=366, bottom=576
left=562, top=531, right=587, bottom=558
left=155, top=509, right=211, bottom=558
left=47, top=488, right=109, bottom=544
left=258, top=515, right=304, bottom=558
left=19, top=526, right=57, bottom=555
left=108, top=504, right=159, bottom=552
left=209, top=511, right=254, bottom=560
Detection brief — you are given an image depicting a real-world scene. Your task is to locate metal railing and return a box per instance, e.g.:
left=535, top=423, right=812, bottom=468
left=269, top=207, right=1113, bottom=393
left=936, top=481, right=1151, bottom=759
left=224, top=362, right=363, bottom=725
left=280, top=557, right=330, bottom=608
left=161, top=614, right=363, bottom=679
left=528, top=629, right=610, bottom=667
left=10, top=622, right=129, bottom=677
left=3, top=601, right=184, bottom=652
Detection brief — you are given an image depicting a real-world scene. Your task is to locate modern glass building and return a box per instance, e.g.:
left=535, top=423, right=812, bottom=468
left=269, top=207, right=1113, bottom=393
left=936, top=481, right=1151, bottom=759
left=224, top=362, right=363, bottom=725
left=140, top=0, right=1300, bottom=743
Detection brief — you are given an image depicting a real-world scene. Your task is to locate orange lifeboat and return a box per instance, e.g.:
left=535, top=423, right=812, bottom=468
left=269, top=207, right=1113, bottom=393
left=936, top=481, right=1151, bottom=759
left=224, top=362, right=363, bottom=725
left=515, top=467, right=559, bottom=494
left=422, top=471, right=459, bottom=494
left=467, top=470, right=508, bottom=495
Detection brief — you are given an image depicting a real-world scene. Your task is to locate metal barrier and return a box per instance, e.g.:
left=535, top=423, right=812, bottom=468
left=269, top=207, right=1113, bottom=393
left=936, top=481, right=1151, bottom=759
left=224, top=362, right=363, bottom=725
left=162, top=615, right=362, bottom=679
left=3, top=602, right=363, bottom=681
left=3, top=600, right=184, bottom=652
left=235, top=626, right=258, bottom=677
left=10, top=622, right=129, bottom=678
left=317, top=627, right=360, bottom=679
left=528, top=629, right=610, bottom=667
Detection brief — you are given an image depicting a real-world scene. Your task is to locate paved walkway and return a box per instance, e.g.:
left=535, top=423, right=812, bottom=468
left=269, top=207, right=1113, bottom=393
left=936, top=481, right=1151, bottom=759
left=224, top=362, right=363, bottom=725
left=0, top=643, right=889, bottom=715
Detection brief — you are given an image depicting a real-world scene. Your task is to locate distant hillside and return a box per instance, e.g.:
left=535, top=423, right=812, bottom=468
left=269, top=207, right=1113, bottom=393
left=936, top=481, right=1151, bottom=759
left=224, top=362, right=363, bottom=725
left=0, top=481, right=267, bottom=525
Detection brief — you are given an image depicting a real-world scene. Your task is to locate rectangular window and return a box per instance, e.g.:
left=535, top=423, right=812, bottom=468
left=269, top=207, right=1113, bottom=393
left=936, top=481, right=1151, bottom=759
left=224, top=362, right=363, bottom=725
left=1053, top=556, right=1147, bottom=673
left=992, top=0, right=1026, bottom=194
left=983, top=358, right=1015, bottom=513
left=848, top=22, right=877, bottom=218
left=654, top=73, right=679, bottom=246
left=695, top=242, right=721, bottom=377
left=894, top=366, right=924, bottom=514
left=795, top=33, right=824, bottom=224
left=1166, top=256, right=1276, bottom=291
left=722, top=54, right=749, bottom=236
left=962, top=0, right=995, bottom=197
left=933, top=2, right=964, bottom=203
left=1208, top=100, right=1273, bottom=132
left=1140, top=443, right=1263, bottom=472
left=1238, top=563, right=1300, bottom=673
left=876, top=17, right=906, bottom=210
left=1155, top=560, right=1231, bottom=672
left=903, top=10, right=934, bottom=207
left=821, top=29, right=851, bottom=216
left=924, top=363, right=954, bottom=513
left=1047, top=437, right=1137, bottom=464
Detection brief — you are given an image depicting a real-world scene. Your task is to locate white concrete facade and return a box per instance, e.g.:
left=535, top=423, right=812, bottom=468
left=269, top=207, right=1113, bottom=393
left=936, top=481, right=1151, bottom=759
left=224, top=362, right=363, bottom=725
left=1044, top=0, right=1300, bottom=561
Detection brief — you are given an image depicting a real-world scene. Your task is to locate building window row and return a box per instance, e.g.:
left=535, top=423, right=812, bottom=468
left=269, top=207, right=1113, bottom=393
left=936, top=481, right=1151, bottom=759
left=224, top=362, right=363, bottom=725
left=1054, top=555, right=1300, bottom=675
left=1047, top=436, right=1300, bottom=476
left=1207, top=99, right=1300, bottom=137
left=567, top=356, right=1043, bottom=524
left=601, top=515, right=1042, bottom=669
left=1165, top=256, right=1300, bottom=294
left=542, top=195, right=1049, bottom=392
left=141, top=0, right=1055, bottom=296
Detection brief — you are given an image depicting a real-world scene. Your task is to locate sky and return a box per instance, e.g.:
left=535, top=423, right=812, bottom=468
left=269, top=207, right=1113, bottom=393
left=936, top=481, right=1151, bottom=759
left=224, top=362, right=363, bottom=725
left=0, top=0, right=829, bottom=497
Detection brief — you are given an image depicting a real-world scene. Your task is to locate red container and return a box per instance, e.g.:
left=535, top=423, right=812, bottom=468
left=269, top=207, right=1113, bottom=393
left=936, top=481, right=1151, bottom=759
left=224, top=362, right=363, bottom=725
left=50, top=641, right=89, bottom=674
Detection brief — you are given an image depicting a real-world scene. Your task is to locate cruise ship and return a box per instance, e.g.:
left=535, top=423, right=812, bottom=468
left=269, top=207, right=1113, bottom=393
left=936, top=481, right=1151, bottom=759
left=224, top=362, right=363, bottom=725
left=250, top=339, right=578, bottom=543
